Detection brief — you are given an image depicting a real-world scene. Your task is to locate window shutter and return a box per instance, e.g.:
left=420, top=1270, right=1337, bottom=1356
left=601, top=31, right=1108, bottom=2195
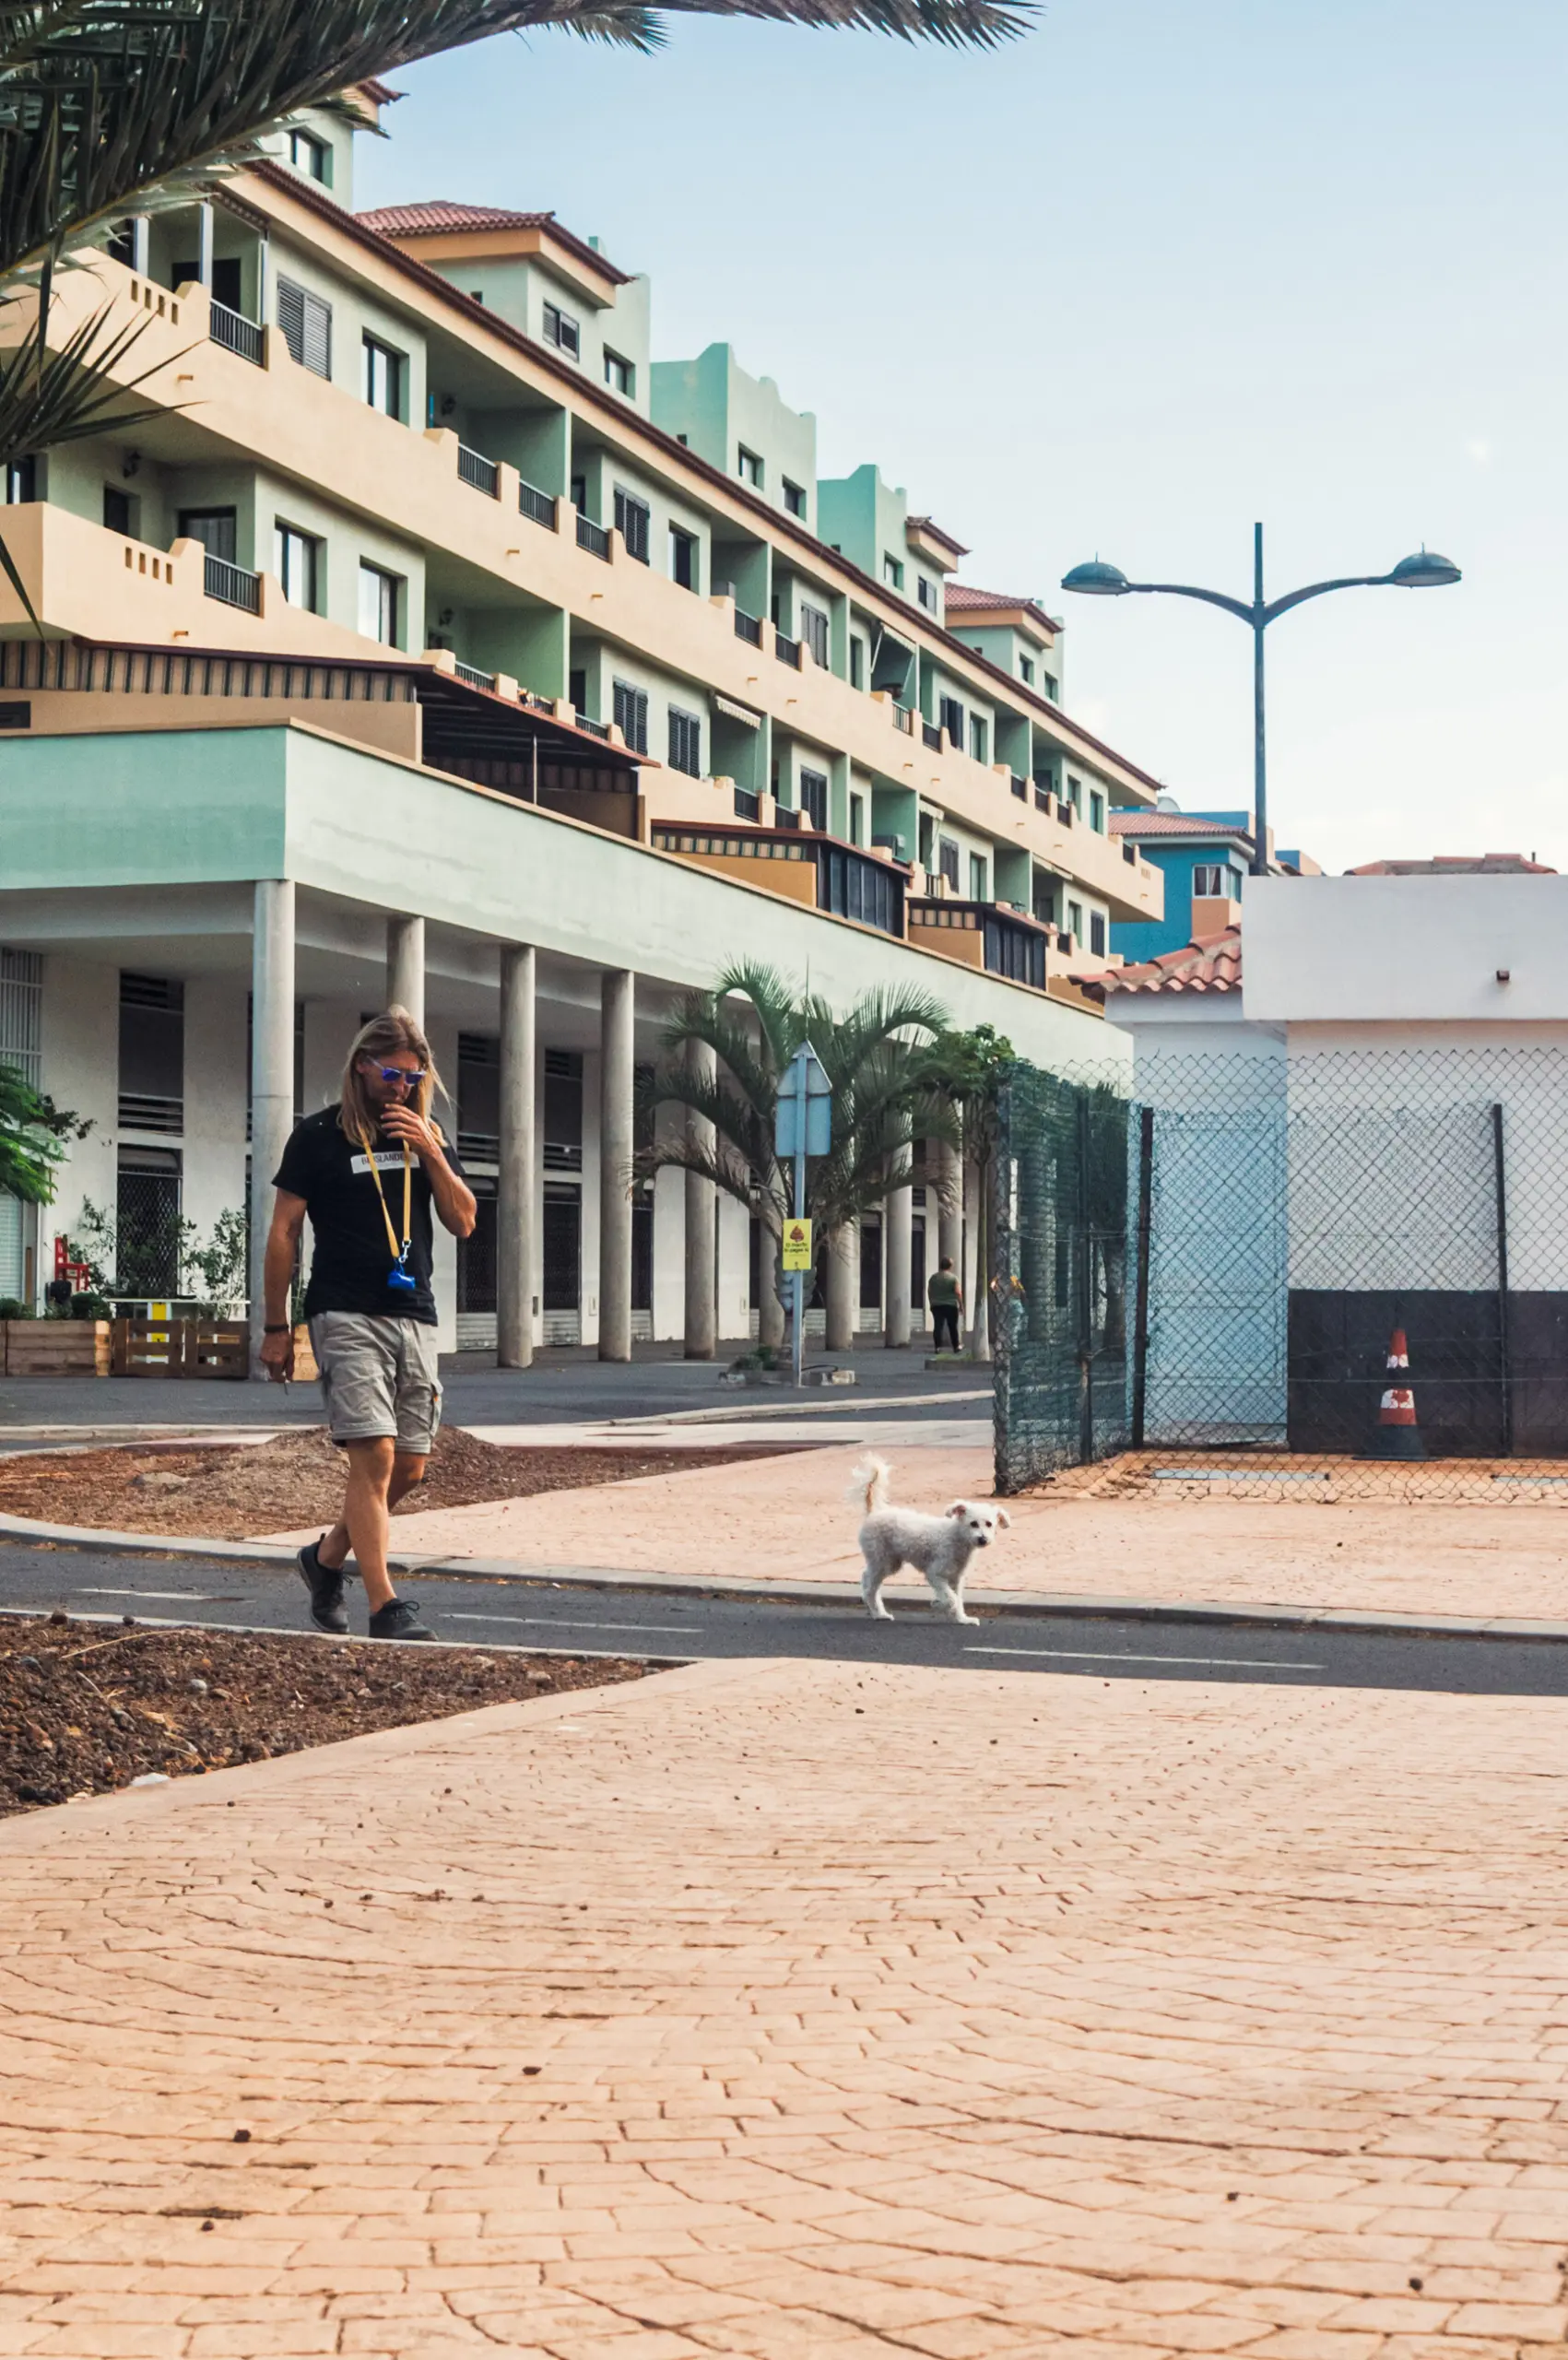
left=277, top=277, right=305, bottom=367
left=278, top=277, right=332, bottom=379
left=634, top=690, right=648, bottom=754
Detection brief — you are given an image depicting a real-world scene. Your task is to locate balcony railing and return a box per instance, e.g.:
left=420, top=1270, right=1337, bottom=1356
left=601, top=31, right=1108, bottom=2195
left=733, top=785, right=760, bottom=820
left=652, top=821, right=905, bottom=940
left=891, top=702, right=914, bottom=735
left=204, top=552, right=261, bottom=614
left=209, top=301, right=264, bottom=366
left=1058, top=799, right=1075, bottom=828
left=519, top=479, right=559, bottom=529
left=575, top=714, right=610, bottom=740
left=457, top=444, right=499, bottom=497
left=1034, top=783, right=1051, bottom=811
left=454, top=661, right=495, bottom=690
left=922, top=721, right=942, bottom=752
left=1010, top=773, right=1028, bottom=800
left=734, top=608, right=762, bottom=646
left=773, top=630, right=802, bottom=668
left=576, top=513, right=611, bottom=560
left=1123, top=840, right=1138, bottom=864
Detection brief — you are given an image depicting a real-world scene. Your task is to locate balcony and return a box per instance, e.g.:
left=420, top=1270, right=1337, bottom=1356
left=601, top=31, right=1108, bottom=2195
left=733, top=785, right=760, bottom=820
left=204, top=552, right=261, bottom=614
left=652, top=820, right=906, bottom=939
left=922, top=721, right=942, bottom=752
left=906, top=899, right=1050, bottom=991
left=892, top=703, right=914, bottom=735
left=454, top=660, right=496, bottom=690
left=576, top=714, right=610, bottom=740
left=734, top=608, right=762, bottom=647
left=209, top=301, right=264, bottom=366
left=774, top=629, right=802, bottom=669
left=576, top=513, right=611, bottom=560
left=1010, top=773, right=1027, bottom=800
left=518, top=479, right=558, bottom=529
left=457, top=444, right=500, bottom=498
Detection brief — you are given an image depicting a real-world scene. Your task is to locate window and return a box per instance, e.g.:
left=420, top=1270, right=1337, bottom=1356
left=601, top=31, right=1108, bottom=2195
left=1043, top=670, right=1059, bottom=702
left=849, top=792, right=865, bottom=846
left=669, top=525, right=698, bottom=591
left=277, top=277, right=331, bottom=379
left=116, top=1147, right=183, bottom=1294
left=118, top=972, right=184, bottom=1137
left=1065, top=773, right=1082, bottom=812
left=1090, top=912, right=1106, bottom=958
left=2, top=457, right=36, bottom=503
left=570, top=472, right=587, bottom=513
left=799, top=769, right=828, bottom=831
left=799, top=602, right=829, bottom=668
left=288, top=127, right=330, bottom=183
left=177, top=507, right=236, bottom=561
left=102, top=485, right=133, bottom=537
left=969, top=853, right=989, bottom=903
left=173, top=253, right=241, bottom=307
left=969, top=714, right=988, bottom=766
left=612, top=487, right=650, bottom=564
left=358, top=561, right=401, bottom=647
left=1032, top=875, right=1055, bottom=927
left=783, top=478, right=807, bottom=518
left=568, top=667, right=587, bottom=715
left=362, top=335, right=405, bottom=419
left=668, top=705, right=701, bottom=777
left=882, top=552, right=904, bottom=590
left=1067, top=899, right=1083, bottom=945
left=1193, top=863, right=1242, bottom=899
left=274, top=523, right=320, bottom=611
left=849, top=636, right=865, bottom=690
left=938, top=694, right=964, bottom=745
left=604, top=348, right=635, bottom=397
left=612, top=678, right=649, bottom=754
left=1089, top=788, right=1105, bottom=832
left=917, top=575, right=937, bottom=613
left=1019, top=654, right=1035, bottom=686
left=542, top=301, right=581, bottom=360
left=937, top=837, right=960, bottom=890
left=737, top=445, right=763, bottom=488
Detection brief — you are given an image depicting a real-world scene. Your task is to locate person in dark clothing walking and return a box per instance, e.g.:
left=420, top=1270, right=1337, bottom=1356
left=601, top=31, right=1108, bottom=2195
left=927, top=1257, right=963, bottom=1353
left=260, top=1007, right=477, bottom=1641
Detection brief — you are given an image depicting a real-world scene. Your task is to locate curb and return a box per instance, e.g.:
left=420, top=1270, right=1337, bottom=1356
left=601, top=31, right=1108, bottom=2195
left=2, top=1510, right=1567, bottom=1644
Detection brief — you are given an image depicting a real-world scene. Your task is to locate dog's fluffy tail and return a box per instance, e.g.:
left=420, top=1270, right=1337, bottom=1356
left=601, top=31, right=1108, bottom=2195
left=849, top=1456, right=891, bottom=1518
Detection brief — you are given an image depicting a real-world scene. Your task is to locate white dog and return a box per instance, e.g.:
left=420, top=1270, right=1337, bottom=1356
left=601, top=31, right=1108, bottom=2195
left=852, top=1456, right=1010, bottom=1624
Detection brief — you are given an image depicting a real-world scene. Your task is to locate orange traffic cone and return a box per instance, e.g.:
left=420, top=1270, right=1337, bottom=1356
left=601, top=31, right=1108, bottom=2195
left=1370, top=1327, right=1427, bottom=1460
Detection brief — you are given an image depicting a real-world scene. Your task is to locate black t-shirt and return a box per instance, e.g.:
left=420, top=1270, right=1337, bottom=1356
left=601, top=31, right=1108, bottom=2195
left=274, top=1105, right=465, bottom=1326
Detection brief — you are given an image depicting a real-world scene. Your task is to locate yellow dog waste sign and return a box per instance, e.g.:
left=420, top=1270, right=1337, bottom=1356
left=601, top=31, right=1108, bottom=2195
left=782, top=1220, right=814, bottom=1271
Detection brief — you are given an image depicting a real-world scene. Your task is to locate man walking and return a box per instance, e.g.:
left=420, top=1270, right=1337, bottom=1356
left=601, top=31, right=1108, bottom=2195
left=260, top=1008, right=477, bottom=1641
left=927, top=1256, right=963, bottom=1354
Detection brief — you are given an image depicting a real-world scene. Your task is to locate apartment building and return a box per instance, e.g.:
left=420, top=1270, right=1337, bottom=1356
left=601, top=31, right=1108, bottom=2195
left=1111, top=806, right=1320, bottom=964
left=0, top=83, right=1167, bottom=1359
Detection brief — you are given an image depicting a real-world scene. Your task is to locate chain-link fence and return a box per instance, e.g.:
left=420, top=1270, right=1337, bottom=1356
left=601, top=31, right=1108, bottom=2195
left=993, top=1044, right=1568, bottom=1500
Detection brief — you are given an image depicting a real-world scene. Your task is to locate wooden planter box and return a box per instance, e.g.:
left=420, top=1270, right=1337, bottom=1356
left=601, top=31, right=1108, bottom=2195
left=2, top=1319, right=112, bottom=1375
left=111, top=1317, right=249, bottom=1380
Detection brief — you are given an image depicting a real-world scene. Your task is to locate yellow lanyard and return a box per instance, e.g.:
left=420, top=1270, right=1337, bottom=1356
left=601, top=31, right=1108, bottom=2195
left=359, top=1127, right=412, bottom=1268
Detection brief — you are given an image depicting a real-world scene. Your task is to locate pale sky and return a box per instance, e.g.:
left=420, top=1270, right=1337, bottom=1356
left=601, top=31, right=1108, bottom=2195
left=357, top=0, right=1567, bottom=876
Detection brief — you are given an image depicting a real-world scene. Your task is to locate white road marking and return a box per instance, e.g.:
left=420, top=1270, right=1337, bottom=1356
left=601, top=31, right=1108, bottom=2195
left=966, top=1645, right=1322, bottom=1670
left=446, top=1612, right=699, bottom=1634
left=75, top=1586, right=225, bottom=1602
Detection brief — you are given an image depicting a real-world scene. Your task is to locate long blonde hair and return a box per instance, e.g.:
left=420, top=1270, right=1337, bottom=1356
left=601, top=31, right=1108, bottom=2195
left=337, top=1007, right=448, bottom=1143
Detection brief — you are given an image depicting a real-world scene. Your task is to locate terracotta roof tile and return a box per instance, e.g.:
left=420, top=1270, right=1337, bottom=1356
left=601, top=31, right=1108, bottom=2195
left=1110, top=809, right=1251, bottom=841
left=1347, top=854, right=1556, bottom=876
left=1100, top=924, right=1244, bottom=997
left=946, top=582, right=1043, bottom=614
left=356, top=201, right=630, bottom=281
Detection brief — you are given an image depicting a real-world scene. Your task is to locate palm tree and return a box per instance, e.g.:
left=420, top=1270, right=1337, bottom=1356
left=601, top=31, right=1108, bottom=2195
left=916, top=1021, right=1014, bottom=1361
left=0, top=0, right=1030, bottom=555
left=634, top=960, right=958, bottom=1351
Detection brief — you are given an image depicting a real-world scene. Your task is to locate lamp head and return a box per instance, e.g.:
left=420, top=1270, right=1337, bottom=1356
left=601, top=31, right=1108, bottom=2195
left=1388, top=548, right=1460, bottom=589
left=1061, top=559, right=1131, bottom=596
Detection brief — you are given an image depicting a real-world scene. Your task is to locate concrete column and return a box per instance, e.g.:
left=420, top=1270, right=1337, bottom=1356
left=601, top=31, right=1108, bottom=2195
left=131, top=218, right=149, bottom=277
left=255, top=240, right=270, bottom=325
left=883, top=1142, right=913, bottom=1350
left=195, top=203, right=214, bottom=290
left=757, top=1226, right=785, bottom=1350
left=598, top=968, right=634, bottom=1363
left=824, top=1222, right=855, bottom=1354
left=966, top=1154, right=992, bottom=1363
left=249, top=879, right=295, bottom=1377
left=683, top=1037, right=716, bottom=1361
left=496, top=944, right=536, bottom=1369
left=386, top=914, right=424, bottom=1026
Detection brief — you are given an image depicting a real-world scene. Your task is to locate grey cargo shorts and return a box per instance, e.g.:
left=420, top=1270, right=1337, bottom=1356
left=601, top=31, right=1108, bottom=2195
left=309, top=1312, right=443, bottom=1455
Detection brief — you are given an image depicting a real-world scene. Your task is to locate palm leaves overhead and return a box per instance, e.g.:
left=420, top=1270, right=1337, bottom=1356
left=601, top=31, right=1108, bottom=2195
left=0, top=0, right=1032, bottom=282
left=634, top=960, right=960, bottom=1241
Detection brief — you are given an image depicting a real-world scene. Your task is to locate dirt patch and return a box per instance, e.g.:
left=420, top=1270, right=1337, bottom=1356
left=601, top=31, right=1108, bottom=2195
left=0, top=1426, right=795, bottom=1540
left=0, top=1612, right=649, bottom=1816
left=1024, top=1449, right=1568, bottom=1506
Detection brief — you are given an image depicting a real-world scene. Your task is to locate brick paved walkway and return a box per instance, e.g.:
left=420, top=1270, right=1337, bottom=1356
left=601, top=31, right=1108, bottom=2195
left=4, top=1658, right=1568, bottom=2354
left=314, top=1441, right=1568, bottom=1623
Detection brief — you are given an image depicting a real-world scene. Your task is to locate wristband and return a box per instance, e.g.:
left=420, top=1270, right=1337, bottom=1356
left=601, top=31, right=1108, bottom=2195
left=264, top=1323, right=292, bottom=1334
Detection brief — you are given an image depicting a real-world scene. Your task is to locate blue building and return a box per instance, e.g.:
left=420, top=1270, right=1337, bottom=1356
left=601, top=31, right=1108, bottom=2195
left=1109, top=804, right=1318, bottom=963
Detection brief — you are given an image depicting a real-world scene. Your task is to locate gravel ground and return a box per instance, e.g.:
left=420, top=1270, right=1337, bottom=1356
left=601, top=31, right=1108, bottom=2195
left=0, top=1424, right=792, bottom=1540
left=0, top=1613, right=651, bottom=1816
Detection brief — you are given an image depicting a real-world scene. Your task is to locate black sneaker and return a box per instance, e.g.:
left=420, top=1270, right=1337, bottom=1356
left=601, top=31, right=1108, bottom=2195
left=368, top=1598, right=436, bottom=1643
left=297, top=1538, right=348, bottom=1634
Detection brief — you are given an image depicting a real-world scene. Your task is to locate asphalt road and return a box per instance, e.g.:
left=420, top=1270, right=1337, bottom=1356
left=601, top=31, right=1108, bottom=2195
left=3, top=1541, right=1567, bottom=1696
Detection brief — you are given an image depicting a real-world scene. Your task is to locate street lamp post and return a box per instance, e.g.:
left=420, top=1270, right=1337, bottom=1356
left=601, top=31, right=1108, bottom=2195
left=1061, top=524, right=1460, bottom=877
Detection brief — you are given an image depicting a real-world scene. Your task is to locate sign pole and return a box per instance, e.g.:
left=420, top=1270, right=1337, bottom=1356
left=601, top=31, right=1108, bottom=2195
left=792, top=1050, right=808, bottom=1388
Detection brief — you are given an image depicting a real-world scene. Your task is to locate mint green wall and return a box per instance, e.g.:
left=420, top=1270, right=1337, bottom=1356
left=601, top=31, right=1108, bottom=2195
left=650, top=345, right=817, bottom=531
left=0, top=729, right=288, bottom=886
left=817, top=466, right=907, bottom=595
